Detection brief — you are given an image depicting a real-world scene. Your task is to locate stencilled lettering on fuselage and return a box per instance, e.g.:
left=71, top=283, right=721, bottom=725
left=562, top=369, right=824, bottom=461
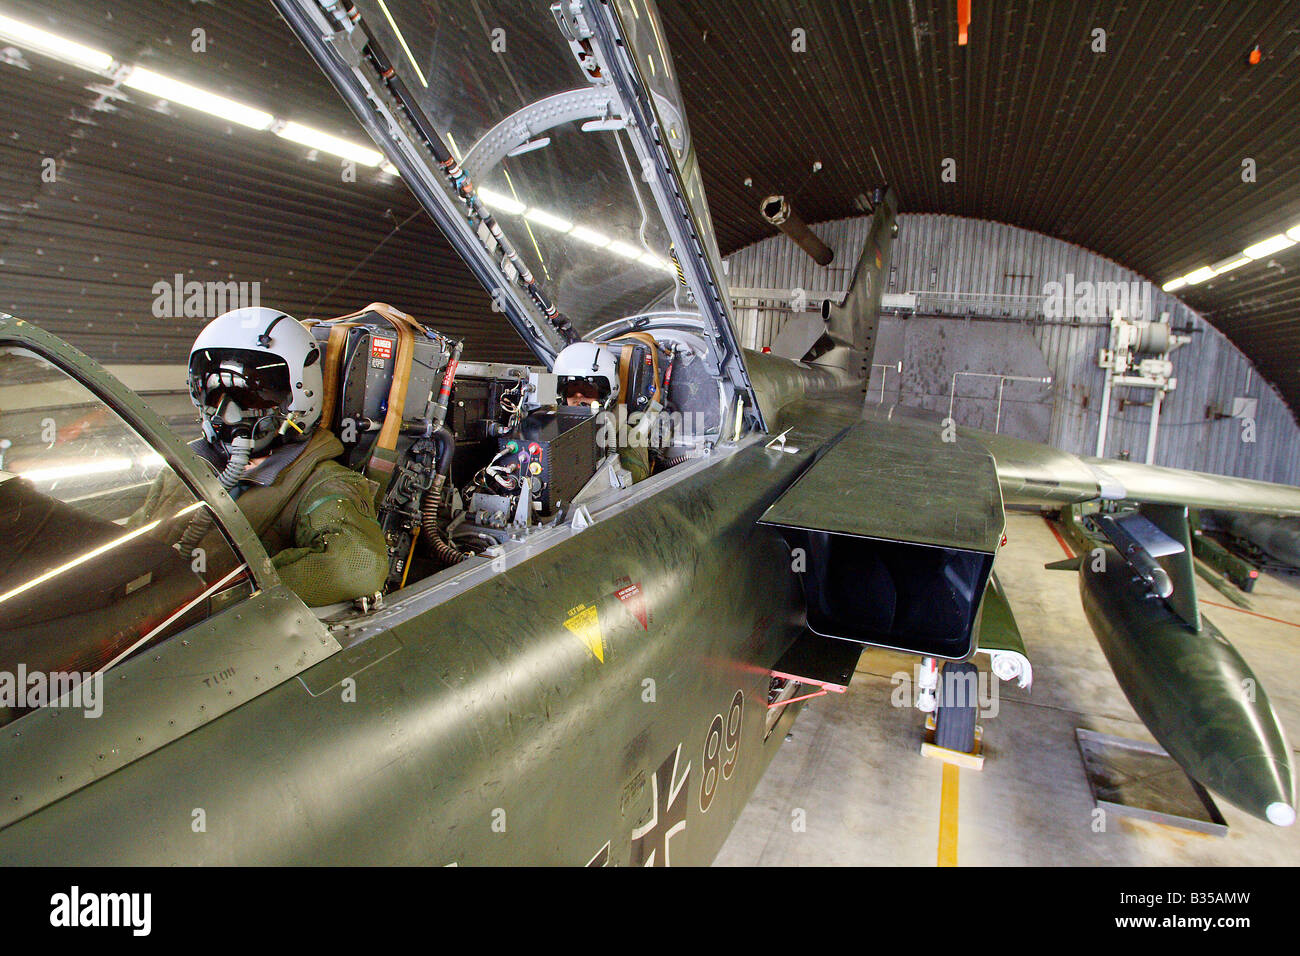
left=202, top=666, right=236, bottom=688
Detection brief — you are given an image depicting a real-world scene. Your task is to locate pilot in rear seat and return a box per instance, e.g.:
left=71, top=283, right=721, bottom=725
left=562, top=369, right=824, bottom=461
left=552, top=341, right=656, bottom=482
left=133, top=307, right=388, bottom=606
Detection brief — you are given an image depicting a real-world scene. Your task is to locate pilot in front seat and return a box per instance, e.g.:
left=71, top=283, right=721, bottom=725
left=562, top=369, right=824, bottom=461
left=133, top=307, right=388, bottom=606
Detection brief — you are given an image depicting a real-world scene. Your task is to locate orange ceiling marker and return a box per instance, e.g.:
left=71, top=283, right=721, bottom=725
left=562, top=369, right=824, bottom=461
left=1248, top=44, right=1261, bottom=65
left=958, top=0, right=970, bottom=46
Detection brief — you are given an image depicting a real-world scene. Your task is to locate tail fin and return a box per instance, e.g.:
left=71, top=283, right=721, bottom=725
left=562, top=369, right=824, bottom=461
left=820, top=186, right=897, bottom=364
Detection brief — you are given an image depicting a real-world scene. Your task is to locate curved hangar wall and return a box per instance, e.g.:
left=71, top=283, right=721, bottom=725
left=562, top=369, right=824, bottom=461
left=726, top=213, right=1300, bottom=486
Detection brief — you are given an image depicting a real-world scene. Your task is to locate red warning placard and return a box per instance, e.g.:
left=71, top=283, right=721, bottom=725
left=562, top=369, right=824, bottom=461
left=615, top=582, right=648, bottom=631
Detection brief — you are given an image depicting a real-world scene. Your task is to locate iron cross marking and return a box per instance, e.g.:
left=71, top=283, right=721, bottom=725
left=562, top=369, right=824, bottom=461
left=630, top=744, right=691, bottom=866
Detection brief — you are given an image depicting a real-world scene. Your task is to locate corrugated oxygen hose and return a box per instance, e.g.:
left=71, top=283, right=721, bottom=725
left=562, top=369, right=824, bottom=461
left=178, top=435, right=253, bottom=555
left=421, top=472, right=470, bottom=566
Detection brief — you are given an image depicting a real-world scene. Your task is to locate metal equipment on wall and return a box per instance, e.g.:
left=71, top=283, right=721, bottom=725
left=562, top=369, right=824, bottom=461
left=725, top=213, right=1300, bottom=484
left=1095, top=313, right=1191, bottom=463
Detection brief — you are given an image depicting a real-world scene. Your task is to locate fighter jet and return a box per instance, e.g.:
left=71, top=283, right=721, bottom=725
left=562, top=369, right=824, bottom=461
left=0, top=0, right=1295, bottom=866
left=1203, top=509, right=1300, bottom=571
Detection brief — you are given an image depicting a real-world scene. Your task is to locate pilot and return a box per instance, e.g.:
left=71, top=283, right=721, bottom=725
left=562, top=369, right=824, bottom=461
left=552, top=340, right=655, bottom=482
left=562, top=378, right=603, bottom=408
left=134, top=307, right=389, bottom=606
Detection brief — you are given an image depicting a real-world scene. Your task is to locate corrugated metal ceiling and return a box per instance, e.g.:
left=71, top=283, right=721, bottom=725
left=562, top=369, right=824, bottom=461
left=0, top=0, right=1297, bottom=410
left=663, top=0, right=1300, bottom=411
left=0, top=0, right=536, bottom=365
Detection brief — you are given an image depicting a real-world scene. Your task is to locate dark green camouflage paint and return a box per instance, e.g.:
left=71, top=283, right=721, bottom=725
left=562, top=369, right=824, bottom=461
left=1080, top=546, right=1294, bottom=823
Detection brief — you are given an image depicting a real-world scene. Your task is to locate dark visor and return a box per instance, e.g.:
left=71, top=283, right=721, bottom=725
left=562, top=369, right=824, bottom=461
left=189, top=348, right=292, bottom=412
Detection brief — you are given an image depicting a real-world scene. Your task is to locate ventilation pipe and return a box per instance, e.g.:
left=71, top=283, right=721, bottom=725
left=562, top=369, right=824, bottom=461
left=760, top=195, right=834, bottom=266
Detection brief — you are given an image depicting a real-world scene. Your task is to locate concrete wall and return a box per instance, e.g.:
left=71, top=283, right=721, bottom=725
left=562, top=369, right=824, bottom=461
left=726, top=213, right=1300, bottom=484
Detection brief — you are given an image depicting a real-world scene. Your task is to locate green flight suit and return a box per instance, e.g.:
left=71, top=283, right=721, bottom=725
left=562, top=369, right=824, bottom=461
left=135, top=429, right=389, bottom=607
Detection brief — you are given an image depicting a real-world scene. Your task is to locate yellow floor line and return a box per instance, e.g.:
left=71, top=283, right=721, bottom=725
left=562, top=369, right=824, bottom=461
left=938, top=763, right=960, bottom=867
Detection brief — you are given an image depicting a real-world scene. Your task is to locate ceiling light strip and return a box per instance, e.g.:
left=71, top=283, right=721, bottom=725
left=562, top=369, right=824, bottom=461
left=1164, top=228, right=1300, bottom=291
left=0, top=11, right=674, bottom=272
left=0, top=12, right=382, bottom=168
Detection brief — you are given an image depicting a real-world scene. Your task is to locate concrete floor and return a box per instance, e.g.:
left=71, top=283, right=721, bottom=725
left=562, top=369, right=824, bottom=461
left=716, top=512, right=1300, bottom=866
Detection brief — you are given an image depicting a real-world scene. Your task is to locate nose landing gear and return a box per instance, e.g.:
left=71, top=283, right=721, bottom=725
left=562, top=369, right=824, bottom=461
left=920, top=660, right=985, bottom=770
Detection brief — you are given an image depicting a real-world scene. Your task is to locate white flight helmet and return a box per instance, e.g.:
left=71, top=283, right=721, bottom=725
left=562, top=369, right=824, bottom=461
left=188, top=307, right=324, bottom=454
left=552, top=341, right=619, bottom=407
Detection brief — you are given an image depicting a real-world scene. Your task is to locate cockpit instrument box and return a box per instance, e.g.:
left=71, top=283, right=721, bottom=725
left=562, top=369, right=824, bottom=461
left=500, top=408, right=601, bottom=515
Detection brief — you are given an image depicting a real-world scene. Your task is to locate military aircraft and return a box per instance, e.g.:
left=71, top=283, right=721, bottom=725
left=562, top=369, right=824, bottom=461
left=1203, top=509, right=1300, bottom=571
left=0, top=0, right=1296, bottom=867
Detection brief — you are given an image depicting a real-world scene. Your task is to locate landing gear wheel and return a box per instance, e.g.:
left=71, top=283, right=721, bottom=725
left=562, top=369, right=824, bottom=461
left=934, top=661, right=978, bottom=754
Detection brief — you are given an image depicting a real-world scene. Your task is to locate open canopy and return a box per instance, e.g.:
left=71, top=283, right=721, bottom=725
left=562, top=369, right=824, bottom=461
left=353, top=0, right=680, bottom=334
left=278, top=0, right=762, bottom=425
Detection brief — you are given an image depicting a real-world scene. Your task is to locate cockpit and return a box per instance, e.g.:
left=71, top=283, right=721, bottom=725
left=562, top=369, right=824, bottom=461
left=305, top=303, right=732, bottom=604
left=0, top=0, right=770, bottom=681
left=273, top=0, right=768, bottom=607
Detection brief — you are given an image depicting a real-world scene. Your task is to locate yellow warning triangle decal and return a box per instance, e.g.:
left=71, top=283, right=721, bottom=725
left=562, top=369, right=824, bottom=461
left=564, top=603, right=604, bottom=663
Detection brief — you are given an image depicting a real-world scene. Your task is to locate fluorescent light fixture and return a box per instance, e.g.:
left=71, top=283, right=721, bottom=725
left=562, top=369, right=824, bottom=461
left=21, top=453, right=165, bottom=484
left=445, top=131, right=463, bottom=162
left=1212, top=255, right=1250, bottom=275
left=1242, top=233, right=1296, bottom=260
left=125, top=67, right=274, bottom=131
left=524, top=208, right=573, bottom=232
left=1161, top=277, right=1188, bottom=292
left=277, top=121, right=384, bottom=167
left=570, top=225, right=611, bottom=247
left=477, top=187, right=525, bottom=215
left=21, top=457, right=133, bottom=484
left=608, top=240, right=644, bottom=260
left=1182, top=266, right=1216, bottom=285
left=0, top=500, right=202, bottom=607
left=0, top=15, right=389, bottom=171
left=0, top=12, right=113, bottom=71
left=1288, top=224, right=1300, bottom=242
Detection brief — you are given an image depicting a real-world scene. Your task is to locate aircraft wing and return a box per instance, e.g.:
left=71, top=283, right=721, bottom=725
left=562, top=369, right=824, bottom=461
left=764, top=402, right=1297, bottom=824
left=969, top=426, right=1300, bottom=517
